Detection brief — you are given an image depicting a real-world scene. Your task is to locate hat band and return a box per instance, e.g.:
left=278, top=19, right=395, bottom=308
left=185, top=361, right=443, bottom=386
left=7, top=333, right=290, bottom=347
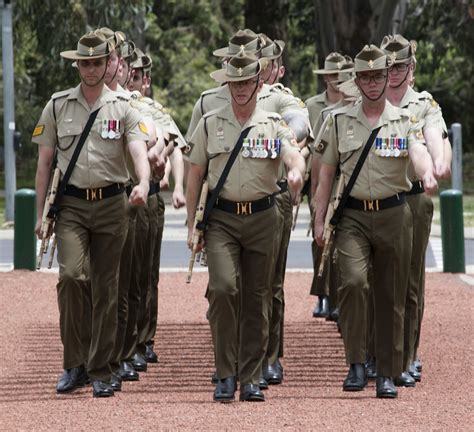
left=227, top=62, right=259, bottom=78
left=77, top=40, right=109, bottom=57
left=227, top=39, right=259, bottom=55
left=355, top=55, right=387, bottom=72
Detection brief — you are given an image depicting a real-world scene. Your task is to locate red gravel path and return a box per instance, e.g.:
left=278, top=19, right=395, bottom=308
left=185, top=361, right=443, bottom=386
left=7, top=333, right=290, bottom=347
left=0, top=271, right=472, bottom=430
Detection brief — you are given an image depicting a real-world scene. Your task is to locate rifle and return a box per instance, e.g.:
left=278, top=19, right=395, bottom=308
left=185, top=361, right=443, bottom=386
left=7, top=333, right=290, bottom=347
left=186, top=180, right=209, bottom=283
left=36, top=167, right=60, bottom=270
left=318, top=173, right=344, bottom=277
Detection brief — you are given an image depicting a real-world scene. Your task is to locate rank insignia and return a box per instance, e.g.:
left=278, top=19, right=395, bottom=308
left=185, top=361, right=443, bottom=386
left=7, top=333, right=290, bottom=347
left=138, top=122, right=148, bottom=134
left=33, top=125, right=45, bottom=137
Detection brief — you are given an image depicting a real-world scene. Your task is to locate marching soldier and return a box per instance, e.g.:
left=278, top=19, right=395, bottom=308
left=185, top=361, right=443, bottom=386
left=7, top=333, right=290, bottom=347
left=306, top=52, right=347, bottom=318
left=314, top=45, right=437, bottom=399
left=186, top=50, right=305, bottom=402
left=33, top=30, right=150, bottom=397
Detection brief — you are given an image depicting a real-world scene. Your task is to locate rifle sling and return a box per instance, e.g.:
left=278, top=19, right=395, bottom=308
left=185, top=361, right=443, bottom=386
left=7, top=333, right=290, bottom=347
left=47, top=107, right=101, bottom=219
left=329, top=126, right=382, bottom=226
left=197, top=126, right=253, bottom=230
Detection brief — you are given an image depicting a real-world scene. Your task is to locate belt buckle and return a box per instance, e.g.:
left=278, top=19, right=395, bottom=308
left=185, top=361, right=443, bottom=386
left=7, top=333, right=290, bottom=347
left=236, top=201, right=252, bottom=215
left=86, top=187, right=103, bottom=201
left=363, top=199, right=379, bottom=211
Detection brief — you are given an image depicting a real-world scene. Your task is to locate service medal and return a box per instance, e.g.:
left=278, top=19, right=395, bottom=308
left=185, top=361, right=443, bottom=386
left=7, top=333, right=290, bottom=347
left=242, top=149, right=250, bottom=158
left=394, top=148, right=400, bottom=157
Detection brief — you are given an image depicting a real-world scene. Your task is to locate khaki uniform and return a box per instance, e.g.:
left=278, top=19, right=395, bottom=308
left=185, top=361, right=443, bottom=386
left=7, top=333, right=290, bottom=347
left=188, top=104, right=298, bottom=384
left=33, top=84, right=148, bottom=381
left=367, top=87, right=446, bottom=369
left=305, top=91, right=330, bottom=132
left=321, top=101, right=425, bottom=377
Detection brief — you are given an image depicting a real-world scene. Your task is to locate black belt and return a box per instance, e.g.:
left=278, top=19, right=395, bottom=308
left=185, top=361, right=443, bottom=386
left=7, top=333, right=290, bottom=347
left=214, top=195, right=275, bottom=215
left=407, top=180, right=424, bottom=195
left=277, top=180, right=288, bottom=193
left=346, top=193, right=406, bottom=212
left=64, top=183, right=125, bottom=201
left=126, top=181, right=161, bottom=197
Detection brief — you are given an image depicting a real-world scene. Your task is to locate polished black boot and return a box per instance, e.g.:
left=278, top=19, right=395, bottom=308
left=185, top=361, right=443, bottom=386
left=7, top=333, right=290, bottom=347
left=376, top=376, right=398, bottom=398
left=312, top=296, right=329, bottom=318
left=214, top=376, right=237, bottom=402
left=56, top=366, right=89, bottom=393
left=343, top=363, right=367, bottom=391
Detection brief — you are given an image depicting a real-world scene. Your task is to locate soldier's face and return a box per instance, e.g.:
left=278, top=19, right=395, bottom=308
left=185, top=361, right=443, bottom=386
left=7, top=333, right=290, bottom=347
left=77, top=57, right=108, bottom=87
left=119, top=61, right=130, bottom=87
left=128, top=69, right=144, bottom=92
left=228, top=78, right=263, bottom=105
left=356, top=70, right=388, bottom=100
left=324, top=73, right=339, bottom=91
left=105, top=51, right=123, bottom=85
left=388, top=61, right=413, bottom=88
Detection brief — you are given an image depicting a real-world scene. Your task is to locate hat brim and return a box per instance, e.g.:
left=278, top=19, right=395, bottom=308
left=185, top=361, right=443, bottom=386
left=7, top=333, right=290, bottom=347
left=210, top=62, right=262, bottom=83
left=212, top=47, right=260, bottom=58
left=60, top=50, right=110, bottom=60
left=312, top=68, right=342, bottom=75
left=262, top=40, right=285, bottom=60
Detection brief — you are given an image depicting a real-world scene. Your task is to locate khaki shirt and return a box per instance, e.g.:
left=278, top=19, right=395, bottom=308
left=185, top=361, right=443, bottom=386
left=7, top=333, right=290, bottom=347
left=305, top=91, right=329, bottom=130
left=188, top=104, right=299, bottom=202
left=186, top=83, right=308, bottom=141
left=33, top=84, right=148, bottom=189
left=398, top=87, right=447, bottom=180
left=321, top=101, right=426, bottom=200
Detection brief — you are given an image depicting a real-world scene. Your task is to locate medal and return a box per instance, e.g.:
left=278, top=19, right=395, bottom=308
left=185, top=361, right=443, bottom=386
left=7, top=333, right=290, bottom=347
left=115, top=120, right=121, bottom=139
left=107, top=120, right=115, bottom=139
left=394, top=148, right=400, bottom=157
left=242, top=149, right=250, bottom=158
left=101, top=119, right=108, bottom=139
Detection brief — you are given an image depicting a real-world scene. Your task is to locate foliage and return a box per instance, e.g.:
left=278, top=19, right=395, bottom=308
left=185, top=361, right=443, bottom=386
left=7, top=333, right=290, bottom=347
left=1, top=0, right=473, bottom=187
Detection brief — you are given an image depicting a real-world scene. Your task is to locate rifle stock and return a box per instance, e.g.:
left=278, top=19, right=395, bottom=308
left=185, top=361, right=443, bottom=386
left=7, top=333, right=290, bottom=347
left=317, top=173, right=345, bottom=277
left=186, top=180, right=209, bottom=283
left=36, top=167, right=60, bottom=270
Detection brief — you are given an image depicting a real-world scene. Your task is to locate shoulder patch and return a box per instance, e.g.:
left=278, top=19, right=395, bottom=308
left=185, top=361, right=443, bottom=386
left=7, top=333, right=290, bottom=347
left=431, top=99, right=438, bottom=108
left=52, top=88, right=73, bottom=100
left=138, top=122, right=148, bottom=134
left=33, top=125, right=45, bottom=137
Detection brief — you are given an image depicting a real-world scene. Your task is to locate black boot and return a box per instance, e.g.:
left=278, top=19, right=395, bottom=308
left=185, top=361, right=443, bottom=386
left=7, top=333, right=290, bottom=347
left=312, top=296, right=329, bottom=318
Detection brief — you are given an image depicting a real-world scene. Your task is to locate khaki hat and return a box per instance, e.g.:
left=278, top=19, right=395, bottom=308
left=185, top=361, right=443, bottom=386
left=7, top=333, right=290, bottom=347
left=313, top=52, right=346, bottom=74
left=120, top=40, right=136, bottom=60
left=60, top=30, right=113, bottom=60
left=98, top=27, right=126, bottom=50
left=210, top=49, right=262, bottom=83
left=259, top=33, right=285, bottom=60
left=130, top=47, right=152, bottom=71
left=213, top=29, right=260, bottom=58
left=354, top=44, right=392, bottom=72
left=380, top=34, right=417, bottom=64
left=332, top=59, right=354, bottom=83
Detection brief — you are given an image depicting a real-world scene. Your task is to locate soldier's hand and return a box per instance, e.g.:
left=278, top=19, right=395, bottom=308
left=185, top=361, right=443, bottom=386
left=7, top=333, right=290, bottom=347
left=172, top=190, right=186, bottom=209
left=288, top=168, right=303, bottom=196
left=35, top=218, right=43, bottom=239
left=129, top=182, right=149, bottom=206
left=314, top=220, right=325, bottom=247
left=434, top=160, right=451, bottom=180
left=160, top=177, right=170, bottom=190
left=422, top=172, right=438, bottom=196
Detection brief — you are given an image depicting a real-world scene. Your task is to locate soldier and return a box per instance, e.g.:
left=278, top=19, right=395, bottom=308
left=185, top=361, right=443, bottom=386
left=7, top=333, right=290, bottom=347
left=372, top=34, right=450, bottom=386
left=314, top=45, right=437, bottom=399
left=186, top=50, right=305, bottom=402
left=306, top=52, right=347, bottom=318
left=33, top=30, right=150, bottom=397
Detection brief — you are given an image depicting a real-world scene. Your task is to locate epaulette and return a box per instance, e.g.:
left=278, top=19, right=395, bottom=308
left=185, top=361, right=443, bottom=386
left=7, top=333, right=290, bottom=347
left=129, top=90, right=142, bottom=100
left=51, top=88, right=73, bottom=100
left=201, top=87, right=220, bottom=97
left=115, top=92, right=130, bottom=101
left=270, top=83, right=294, bottom=96
left=267, top=112, right=283, bottom=122
left=419, top=90, right=439, bottom=108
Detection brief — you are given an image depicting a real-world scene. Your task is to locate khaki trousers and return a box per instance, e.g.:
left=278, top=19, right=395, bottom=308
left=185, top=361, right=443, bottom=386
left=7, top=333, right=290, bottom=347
left=335, top=203, right=412, bottom=377
left=206, top=206, right=280, bottom=384
left=55, top=193, right=128, bottom=381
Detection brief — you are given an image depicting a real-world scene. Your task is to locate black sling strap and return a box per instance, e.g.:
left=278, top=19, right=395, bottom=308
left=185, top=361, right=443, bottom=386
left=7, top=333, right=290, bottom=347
left=47, top=108, right=101, bottom=219
left=196, top=126, right=253, bottom=230
left=329, top=126, right=382, bottom=226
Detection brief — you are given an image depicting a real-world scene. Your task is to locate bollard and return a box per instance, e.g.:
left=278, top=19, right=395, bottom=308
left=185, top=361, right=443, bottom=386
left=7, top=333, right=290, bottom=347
left=14, top=189, right=37, bottom=270
left=440, top=189, right=465, bottom=273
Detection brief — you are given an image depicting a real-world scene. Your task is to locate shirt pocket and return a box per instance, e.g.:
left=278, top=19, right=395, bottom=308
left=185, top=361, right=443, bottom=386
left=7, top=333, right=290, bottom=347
left=207, top=138, right=232, bottom=160
left=57, top=123, right=82, bottom=152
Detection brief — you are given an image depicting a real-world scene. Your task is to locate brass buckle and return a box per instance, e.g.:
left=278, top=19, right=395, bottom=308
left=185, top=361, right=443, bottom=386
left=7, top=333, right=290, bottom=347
left=236, top=201, right=252, bottom=215
left=86, top=187, right=103, bottom=201
left=363, top=199, right=379, bottom=211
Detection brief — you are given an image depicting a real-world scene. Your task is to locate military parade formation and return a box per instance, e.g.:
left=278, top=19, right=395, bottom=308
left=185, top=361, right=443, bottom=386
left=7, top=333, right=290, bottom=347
left=33, top=25, right=451, bottom=402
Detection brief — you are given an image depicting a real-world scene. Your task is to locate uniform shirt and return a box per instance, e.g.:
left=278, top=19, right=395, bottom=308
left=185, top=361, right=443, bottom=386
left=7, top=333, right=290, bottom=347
left=188, top=104, right=299, bottom=202
left=320, top=101, right=425, bottom=201
left=186, top=83, right=308, bottom=141
left=33, top=84, right=148, bottom=189
left=305, top=91, right=329, bottom=130
left=397, top=86, right=447, bottom=181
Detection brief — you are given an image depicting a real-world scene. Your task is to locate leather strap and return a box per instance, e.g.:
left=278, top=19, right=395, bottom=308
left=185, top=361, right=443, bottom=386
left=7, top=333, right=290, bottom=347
left=330, top=126, right=382, bottom=226
left=196, top=126, right=253, bottom=230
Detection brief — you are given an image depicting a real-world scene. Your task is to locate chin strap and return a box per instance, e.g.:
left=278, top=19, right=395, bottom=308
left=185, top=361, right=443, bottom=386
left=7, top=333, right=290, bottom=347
left=359, top=77, right=388, bottom=102
left=78, top=57, right=109, bottom=88
left=229, top=75, right=260, bottom=106
left=389, top=69, right=410, bottom=89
